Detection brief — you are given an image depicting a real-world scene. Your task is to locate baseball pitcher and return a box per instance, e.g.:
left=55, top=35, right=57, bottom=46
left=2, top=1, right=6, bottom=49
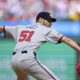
left=0, top=12, right=80, bottom=80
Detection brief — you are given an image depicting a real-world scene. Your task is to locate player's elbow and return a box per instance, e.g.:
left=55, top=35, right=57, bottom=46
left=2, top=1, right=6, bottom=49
left=61, top=36, right=72, bottom=43
left=0, top=27, right=4, bottom=32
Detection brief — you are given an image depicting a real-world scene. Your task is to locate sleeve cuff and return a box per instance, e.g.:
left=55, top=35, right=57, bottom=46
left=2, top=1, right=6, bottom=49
left=3, top=26, right=6, bottom=38
left=57, top=35, right=64, bottom=43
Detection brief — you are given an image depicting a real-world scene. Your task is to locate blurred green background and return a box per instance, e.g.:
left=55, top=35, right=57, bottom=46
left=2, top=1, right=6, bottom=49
left=0, top=38, right=77, bottom=80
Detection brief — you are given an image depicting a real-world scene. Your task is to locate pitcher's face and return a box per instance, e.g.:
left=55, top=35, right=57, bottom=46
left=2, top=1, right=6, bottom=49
left=43, top=20, right=52, bottom=27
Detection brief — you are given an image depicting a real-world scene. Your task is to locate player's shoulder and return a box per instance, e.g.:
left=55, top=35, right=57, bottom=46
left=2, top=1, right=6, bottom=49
left=36, top=23, right=51, bottom=30
left=50, top=27, right=57, bottom=31
left=16, top=24, right=32, bottom=29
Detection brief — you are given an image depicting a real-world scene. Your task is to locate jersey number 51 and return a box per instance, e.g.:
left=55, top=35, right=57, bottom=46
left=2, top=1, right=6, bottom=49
left=18, top=30, right=34, bottom=42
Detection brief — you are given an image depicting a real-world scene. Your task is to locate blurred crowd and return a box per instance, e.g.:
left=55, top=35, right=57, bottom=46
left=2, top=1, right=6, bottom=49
left=0, top=0, right=80, bottom=22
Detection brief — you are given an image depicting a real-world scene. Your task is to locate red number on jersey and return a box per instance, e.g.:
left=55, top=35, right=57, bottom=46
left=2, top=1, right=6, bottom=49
left=18, top=30, right=34, bottom=42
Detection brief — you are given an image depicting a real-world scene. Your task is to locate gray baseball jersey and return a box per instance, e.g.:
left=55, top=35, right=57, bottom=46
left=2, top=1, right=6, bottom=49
left=5, top=23, right=63, bottom=52
left=5, top=23, right=63, bottom=80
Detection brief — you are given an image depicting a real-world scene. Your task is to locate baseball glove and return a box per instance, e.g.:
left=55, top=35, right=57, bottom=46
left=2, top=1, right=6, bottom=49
left=76, top=64, right=80, bottom=75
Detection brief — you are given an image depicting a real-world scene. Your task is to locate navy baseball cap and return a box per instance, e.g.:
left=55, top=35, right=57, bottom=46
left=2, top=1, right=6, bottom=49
left=36, top=12, right=56, bottom=22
